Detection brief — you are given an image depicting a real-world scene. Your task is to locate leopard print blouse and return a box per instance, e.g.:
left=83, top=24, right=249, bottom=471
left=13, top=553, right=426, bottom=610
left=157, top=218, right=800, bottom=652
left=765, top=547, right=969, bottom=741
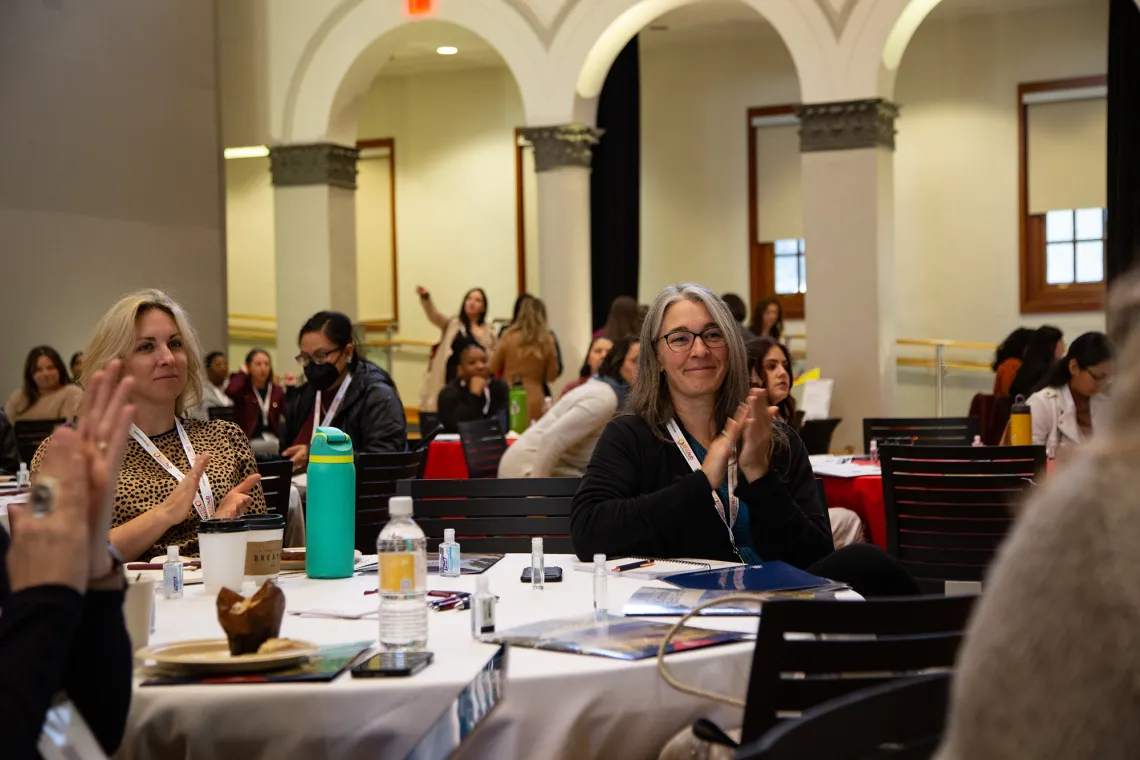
left=33, top=418, right=267, bottom=559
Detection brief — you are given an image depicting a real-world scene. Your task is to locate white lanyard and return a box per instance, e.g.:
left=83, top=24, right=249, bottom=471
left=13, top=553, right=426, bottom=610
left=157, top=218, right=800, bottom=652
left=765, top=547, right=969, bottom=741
left=665, top=419, right=739, bottom=535
left=130, top=420, right=214, bottom=520
left=313, top=375, right=353, bottom=436
left=463, top=380, right=491, bottom=415
left=255, top=385, right=275, bottom=426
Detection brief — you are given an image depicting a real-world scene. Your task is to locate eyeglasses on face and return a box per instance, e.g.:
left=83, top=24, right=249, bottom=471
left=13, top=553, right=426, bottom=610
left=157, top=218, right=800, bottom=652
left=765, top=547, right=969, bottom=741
left=294, top=347, right=343, bottom=367
left=657, top=327, right=727, bottom=353
left=1084, top=367, right=1109, bottom=384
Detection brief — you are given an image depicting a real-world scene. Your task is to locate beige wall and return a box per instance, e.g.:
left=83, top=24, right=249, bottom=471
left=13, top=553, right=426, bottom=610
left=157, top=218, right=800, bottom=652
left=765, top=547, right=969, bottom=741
left=0, top=0, right=227, bottom=396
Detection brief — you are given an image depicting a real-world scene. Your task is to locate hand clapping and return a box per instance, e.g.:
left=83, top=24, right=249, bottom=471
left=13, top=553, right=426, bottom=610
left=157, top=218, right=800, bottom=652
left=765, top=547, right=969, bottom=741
left=738, top=388, right=777, bottom=482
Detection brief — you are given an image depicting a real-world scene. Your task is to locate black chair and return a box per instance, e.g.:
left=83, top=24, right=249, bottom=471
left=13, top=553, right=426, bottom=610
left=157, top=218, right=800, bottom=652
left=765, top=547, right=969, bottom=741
left=862, top=417, right=979, bottom=454
left=798, top=418, right=842, bottom=455
left=356, top=449, right=425, bottom=553
left=418, top=411, right=441, bottom=439
left=881, top=444, right=1045, bottom=593
left=740, top=595, right=975, bottom=743
left=396, top=477, right=579, bottom=553
left=14, top=418, right=65, bottom=464
left=737, top=673, right=951, bottom=760
left=457, top=418, right=507, bottom=478
left=208, top=406, right=235, bottom=423
left=256, top=459, right=293, bottom=522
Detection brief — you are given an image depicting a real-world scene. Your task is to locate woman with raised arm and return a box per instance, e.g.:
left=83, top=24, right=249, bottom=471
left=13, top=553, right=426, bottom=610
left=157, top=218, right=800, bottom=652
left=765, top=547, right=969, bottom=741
left=416, top=286, right=496, bottom=413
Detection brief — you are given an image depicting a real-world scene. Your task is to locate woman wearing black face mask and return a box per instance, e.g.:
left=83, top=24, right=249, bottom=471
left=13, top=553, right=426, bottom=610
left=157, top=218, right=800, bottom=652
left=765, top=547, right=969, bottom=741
left=281, top=311, right=408, bottom=472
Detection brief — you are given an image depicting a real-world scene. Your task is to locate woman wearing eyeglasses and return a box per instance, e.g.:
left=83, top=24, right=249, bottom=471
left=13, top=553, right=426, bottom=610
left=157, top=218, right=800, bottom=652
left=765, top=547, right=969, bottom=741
left=281, top=311, right=407, bottom=472
left=570, top=284, right=918, bottom=597
left=1026, top=331, right=1113, bottom=453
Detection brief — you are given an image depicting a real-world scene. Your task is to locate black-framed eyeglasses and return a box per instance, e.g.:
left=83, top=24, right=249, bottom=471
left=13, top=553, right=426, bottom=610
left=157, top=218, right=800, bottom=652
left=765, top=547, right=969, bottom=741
left=1084, top=367, right=1110, bottom=385
left=656, top=327, right=727, bottom=353
left=294, top=347, right=344, bottom=368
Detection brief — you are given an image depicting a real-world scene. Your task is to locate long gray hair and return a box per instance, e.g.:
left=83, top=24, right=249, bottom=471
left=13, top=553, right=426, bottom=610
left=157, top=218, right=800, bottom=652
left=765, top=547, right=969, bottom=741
left=629, top=283, right=751, bottom=440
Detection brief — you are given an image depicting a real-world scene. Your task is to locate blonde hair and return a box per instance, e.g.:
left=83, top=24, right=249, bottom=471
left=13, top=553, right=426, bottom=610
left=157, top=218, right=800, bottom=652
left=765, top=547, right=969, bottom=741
left=83, top=289, right=205, bottom=415
left=505, top=296, right=550, bottom=350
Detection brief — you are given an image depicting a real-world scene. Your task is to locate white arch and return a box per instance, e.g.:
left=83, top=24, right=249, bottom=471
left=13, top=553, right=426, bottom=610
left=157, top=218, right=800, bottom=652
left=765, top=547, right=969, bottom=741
left=835, top=0, right=944, bottom=101
left=281, top=0, right=550, bottom=145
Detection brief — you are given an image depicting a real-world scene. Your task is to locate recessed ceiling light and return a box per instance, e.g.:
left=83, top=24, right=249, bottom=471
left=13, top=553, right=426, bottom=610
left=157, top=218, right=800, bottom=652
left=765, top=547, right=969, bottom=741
left=436, top=46, right=458, bottom=55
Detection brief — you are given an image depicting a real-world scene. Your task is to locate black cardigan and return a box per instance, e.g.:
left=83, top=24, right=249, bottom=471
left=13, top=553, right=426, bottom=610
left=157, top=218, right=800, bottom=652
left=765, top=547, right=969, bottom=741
left=0, top=529, right=132, bottom=759
left=437, top=379, right=509, bottom=433
left=570, top=414, right=833, bottom=567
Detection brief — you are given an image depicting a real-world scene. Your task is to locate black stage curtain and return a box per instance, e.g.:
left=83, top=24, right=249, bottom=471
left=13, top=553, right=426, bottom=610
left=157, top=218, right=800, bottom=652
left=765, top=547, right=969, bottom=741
left=1107, top=0, right=1140, bottom=284
left=590, top=37, right=641, bottom=332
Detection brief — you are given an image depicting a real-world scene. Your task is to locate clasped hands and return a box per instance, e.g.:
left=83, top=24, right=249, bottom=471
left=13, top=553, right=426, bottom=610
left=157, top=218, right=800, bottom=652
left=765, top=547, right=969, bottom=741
left=701, top=388, right=778, bottom=490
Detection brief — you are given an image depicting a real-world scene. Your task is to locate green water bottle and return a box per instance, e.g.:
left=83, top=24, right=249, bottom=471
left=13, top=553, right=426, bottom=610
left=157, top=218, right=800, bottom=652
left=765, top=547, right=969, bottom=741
left=508, top=377, right=528, bottom=433
left=306, top=426, right=355, bottom=579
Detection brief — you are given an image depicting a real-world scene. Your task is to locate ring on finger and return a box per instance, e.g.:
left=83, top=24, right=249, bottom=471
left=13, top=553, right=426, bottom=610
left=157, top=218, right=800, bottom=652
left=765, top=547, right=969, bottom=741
left=30, top=476, right=60, bottom=518
left=97, top=441, right=108, bottom=452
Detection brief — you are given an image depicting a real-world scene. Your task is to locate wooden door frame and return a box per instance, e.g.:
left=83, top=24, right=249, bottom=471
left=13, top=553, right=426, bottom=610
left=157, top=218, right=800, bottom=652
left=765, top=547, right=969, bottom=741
left=356, top=137, right=400, bottom=326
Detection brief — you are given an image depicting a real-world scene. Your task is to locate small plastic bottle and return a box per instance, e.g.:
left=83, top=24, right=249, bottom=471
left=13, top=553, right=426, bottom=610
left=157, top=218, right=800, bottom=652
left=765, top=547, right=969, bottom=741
left=869, top=440, right=880, bottom=465
left=16, top=463, right=29, bottom=489
left=593, top=553, right=608, bottom=616
left=531, top=537, right=544, bottom=591
left=542, top=396, right=554, bottom=415
left=470, top=575, right=496, bottom=638
left=972, top=435, right=983, bottom=447
left=162, top=546, right=184, bottom=599
left=439, top=528, right=461, bottom=578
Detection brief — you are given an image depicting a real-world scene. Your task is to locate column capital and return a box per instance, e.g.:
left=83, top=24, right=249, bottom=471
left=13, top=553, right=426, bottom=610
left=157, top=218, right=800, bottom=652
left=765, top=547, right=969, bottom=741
left=269, top=143, right=359, bottom=189
left=519, top=124, right=603, bottom=172
left=796, top=99, right=899, bottom=153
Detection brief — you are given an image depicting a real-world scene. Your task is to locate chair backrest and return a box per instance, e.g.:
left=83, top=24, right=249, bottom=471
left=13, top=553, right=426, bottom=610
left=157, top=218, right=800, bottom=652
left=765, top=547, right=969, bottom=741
left=881, top=444, right=1045, bottom=592
left=355, top=449, right=425, bottom=553
left=862, top=417, right=979, bottom=453
left=256, top=459, right=293, bottom=522
left=396, top=477, right=580, bottom=553
left=208, top=406, right=235, bottom=423
left=741, top=595, right=974, bottom=744
left=457, top=418, right=507, bottom=478
left=14, top=418, right=65, bottom=464
left=738, top=673, right=951, bottom=760
left=798, top=418, right=842, bottom=456
left=418, top=411, right=441, bottom=439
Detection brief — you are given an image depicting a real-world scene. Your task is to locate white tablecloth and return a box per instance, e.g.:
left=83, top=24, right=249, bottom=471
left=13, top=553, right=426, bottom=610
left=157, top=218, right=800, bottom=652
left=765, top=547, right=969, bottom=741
left=123, top=554, right=761, bottom=760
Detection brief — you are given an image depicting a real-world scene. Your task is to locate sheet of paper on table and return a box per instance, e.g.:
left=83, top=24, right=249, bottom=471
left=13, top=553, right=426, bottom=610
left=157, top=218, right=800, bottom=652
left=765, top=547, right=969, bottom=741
left=810, top=455, right=881, bottom=478
left=799, top=378, right=834, bottom=421
left=570, top=557, right=741, bottom=581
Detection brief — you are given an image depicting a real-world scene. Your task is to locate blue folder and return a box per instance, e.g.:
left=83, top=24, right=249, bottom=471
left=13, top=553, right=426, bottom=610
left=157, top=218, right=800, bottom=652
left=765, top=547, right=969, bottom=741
left=662, top=561, right=832, bottom=592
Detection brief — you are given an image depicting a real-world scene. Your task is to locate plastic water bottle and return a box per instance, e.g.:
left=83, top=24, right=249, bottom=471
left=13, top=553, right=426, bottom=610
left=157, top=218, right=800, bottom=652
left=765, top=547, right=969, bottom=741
left=531, top=537, right=544, bottom=591
left=306, top=427, right=355, bottom=579
left=470, top=575, right=496, bottom=638
left=593, top=553, right=608, bottom=616
left=869, top=439, right=879, bottom=465
left=377, top=496, right=428, bottom=651
left=439, top=528, right=460, bottom=578
left=972, top=435, right=983, bottom=447
left=16, top=463, right=28, bottom=489
left=508, top=378, right=528, bottom=433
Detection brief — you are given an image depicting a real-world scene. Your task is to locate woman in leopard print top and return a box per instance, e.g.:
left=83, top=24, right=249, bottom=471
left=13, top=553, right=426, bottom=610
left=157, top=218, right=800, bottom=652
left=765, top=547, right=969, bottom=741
left=34, top=290, right=266, bottom=560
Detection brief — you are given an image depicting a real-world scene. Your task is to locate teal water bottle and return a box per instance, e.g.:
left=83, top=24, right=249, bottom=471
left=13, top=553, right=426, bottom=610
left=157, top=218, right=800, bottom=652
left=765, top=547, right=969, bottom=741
left=306, top=426, right=355, bottom=579
left=508, top=377, right=528, bottom=433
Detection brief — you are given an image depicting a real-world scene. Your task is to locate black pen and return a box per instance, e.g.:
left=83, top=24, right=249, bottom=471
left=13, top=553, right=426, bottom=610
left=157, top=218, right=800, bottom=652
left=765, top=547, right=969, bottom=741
left=614, top=559, right=654, bottom=573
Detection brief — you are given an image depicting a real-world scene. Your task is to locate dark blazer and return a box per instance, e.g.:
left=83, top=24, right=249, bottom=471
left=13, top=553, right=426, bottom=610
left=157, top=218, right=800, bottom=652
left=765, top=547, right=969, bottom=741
left=225, top=372, right=286, bottom=439
left=282, top=359, right=407, bottom=453
left=0, top=411, right=17, bottom=474
left=437, top=378, right=509, bottom=433
left=570, top=414, right=833, bottom=567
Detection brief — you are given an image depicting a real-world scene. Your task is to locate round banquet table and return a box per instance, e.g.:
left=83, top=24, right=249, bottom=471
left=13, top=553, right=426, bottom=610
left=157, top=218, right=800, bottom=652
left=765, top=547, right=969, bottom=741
left=423, top=438, right=516, bottom=479
left=123, top=554, right=759, bottom=760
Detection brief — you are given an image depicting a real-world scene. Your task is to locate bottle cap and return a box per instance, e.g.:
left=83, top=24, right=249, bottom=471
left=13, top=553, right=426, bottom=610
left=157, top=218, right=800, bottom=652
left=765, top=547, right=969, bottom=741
left=531, top=537, right=543, bottom=551
left=389, top=496, right=413, bottom=517
left=869, top=440, right=878, bottom=450
left=476, top=575, right=489, bottom=592
left=444, top=528, right=455, bottom=542
left=593, top=553, right=606, bottom=568
left=167, top=546, right=179, bottom=561
left=18, top=463, right=27, bottom=472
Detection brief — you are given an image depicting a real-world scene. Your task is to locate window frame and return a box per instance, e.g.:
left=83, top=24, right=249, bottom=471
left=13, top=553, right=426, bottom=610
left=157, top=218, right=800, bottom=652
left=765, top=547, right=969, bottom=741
left=1017, top=76, right=1107, bottom=313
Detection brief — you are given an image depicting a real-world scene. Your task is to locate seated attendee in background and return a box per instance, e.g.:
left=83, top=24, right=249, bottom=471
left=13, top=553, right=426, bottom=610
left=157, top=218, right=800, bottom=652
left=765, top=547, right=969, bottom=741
left=500, top=337, right=639, bottom=479
left=560, top=336, right=613, bottom=398
left=5, top=346, right=82, bottom=422
left=437, top=337, right=509, bottom=434
left=749, top=297, right=784, bottom=342
left=0, top=411, right=17, bottom=475
left=1008, top=325, right=1064, bottom=400
left=721, top=293, right=752, bottom=341
left=1027, top=331, right=1113, bottom=452
left=991, top=327, right=1034, bottom=397
left=571, top=284, right=918, bottom=597
left=596, top=294, right=642, bottom=340
left=934, top=277, right=1140, bottom=760
left=35, top=289, right=266, bottom=561
left=1, top=363, right=134, bottom=759
left=491, top=296, right=559, bottom=423
left=226, top=348, right=285, bottom=453
left=416, top=285, right=496, bottom=413
left=282, top=311, right=407, bottom=470
left=185, top=350, right=234, bottom=421
left=69, top=351, right=84, bottom=380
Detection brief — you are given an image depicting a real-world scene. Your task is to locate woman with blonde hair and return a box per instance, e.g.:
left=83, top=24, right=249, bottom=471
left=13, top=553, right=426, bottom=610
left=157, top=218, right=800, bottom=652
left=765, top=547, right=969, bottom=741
left=490, top=296, right=559, bottom=423
left=34, top=289, right=265, bottom=561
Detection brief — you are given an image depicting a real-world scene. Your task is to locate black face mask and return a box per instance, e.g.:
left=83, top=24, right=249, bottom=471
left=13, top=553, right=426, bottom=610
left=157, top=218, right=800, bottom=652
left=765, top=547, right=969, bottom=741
left=304, top=362, right=340, bottom=391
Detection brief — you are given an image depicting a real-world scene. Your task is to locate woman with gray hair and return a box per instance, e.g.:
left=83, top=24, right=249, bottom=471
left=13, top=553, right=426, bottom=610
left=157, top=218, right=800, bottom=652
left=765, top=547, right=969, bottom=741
left=570, top=284, right=917, bottom=596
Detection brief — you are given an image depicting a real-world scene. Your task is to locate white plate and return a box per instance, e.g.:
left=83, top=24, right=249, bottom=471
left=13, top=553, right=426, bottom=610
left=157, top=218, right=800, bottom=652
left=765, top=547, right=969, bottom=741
left=136, top=638, right=319, bottom=675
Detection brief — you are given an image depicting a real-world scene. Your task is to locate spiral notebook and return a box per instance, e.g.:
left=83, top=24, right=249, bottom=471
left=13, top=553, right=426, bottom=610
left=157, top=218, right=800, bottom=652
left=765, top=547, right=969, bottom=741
left=570, top=557, right=740, bottom=581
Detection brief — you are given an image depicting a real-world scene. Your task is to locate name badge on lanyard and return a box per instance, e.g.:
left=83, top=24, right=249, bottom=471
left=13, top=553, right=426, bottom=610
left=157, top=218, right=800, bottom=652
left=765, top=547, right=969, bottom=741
left=313, top=375, right=353, bottom=437
left=256, top=385, right=275, bottom=426
left=130, top=420, right=215, bottom=520
left=664, top=418, right=739, bottom=549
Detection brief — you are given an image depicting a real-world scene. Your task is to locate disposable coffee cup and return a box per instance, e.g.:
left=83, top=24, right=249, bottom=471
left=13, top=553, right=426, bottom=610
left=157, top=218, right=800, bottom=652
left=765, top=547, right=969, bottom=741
left=240, top=513, right=285, bottom=585
left=123, top=577, right=156, bottom=653
left=198, top=519, right=250, bottom=593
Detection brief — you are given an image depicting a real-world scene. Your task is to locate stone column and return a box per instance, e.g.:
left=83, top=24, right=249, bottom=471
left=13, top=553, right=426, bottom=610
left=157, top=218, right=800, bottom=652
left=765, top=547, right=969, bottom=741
left=518, top=124, right=601, bottom=394
left=269, top=143, right=359, bottom=371
left=798, top=99, right=899, bottom=450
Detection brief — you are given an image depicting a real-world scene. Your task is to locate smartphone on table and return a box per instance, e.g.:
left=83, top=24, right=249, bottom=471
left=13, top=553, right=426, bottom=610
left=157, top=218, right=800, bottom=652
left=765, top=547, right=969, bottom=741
left=350, top=651, right=434, bottom=678
left=519, top=566, right=563, bottom=583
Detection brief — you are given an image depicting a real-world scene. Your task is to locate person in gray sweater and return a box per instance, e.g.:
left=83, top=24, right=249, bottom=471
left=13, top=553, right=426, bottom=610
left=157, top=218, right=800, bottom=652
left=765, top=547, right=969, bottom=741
left=935, top=272, right=1140, bottom=760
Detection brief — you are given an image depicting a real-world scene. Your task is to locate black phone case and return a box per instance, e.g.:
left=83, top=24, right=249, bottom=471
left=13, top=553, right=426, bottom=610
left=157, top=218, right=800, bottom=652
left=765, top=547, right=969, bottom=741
left=520, top=566, right=563, bottom=582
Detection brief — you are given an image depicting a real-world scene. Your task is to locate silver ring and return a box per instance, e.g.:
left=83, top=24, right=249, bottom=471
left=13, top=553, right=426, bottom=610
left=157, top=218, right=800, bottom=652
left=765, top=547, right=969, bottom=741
left=97, top=441, right=108, bottom=452
left=30, top=477, right=59, bottom=518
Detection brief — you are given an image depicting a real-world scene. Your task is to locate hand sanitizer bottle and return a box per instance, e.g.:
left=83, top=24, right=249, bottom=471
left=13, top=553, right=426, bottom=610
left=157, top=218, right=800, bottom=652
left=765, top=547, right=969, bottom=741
left=439, top=528, right=460, bottom=578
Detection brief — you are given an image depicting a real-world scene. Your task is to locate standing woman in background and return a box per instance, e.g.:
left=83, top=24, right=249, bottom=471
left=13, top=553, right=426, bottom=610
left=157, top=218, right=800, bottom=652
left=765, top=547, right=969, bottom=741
left=491, top=296, right=559, bottom=423
left=1009, top=325, right=1065, bottom=400
left=416, top=286, right=496, bottom=413
left=5, top=346, right=83, bottom=422
left=226, top=348, right=285, bottom=452
left=597, top=295, right=642, bottom=340
left=749, top=298, right=784, bottom=342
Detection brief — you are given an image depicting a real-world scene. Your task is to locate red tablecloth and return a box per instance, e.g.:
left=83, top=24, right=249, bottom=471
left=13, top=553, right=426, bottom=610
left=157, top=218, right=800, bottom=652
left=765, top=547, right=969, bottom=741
left=423, top=439, right=516, bottom=479
left=821, top=476, right=886, bottom=551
